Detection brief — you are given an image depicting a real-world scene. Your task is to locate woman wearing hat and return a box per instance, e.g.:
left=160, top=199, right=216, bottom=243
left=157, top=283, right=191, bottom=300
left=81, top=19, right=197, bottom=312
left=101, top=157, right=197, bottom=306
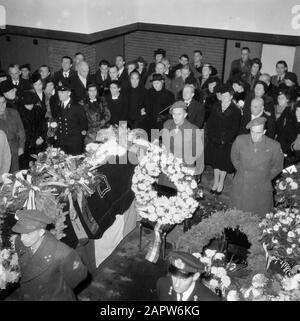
left=205, top=84, right=241, bottom=195
left=18, top=91, right=47, bottom=169
left=30, top=72, right=47, bottom=120
left=136, top=56, right=148, bottom=86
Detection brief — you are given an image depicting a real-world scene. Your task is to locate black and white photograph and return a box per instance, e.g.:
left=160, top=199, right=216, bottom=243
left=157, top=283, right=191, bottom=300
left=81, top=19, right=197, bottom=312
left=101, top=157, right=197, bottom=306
left=0, top=0, right=300, bottom=307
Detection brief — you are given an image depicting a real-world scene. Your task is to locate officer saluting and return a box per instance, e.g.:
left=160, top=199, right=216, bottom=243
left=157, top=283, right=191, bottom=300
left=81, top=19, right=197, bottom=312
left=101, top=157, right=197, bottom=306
left=54, top=84, right=88, bottom=155
left=12, top=209, right=88, bottom=301
left=156, top=251, right=220, bottom=301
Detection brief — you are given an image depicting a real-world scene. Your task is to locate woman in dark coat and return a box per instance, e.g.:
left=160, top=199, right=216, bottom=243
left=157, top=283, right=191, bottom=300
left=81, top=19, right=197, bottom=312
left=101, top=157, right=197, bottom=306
left=18, top=91, right=47, bottom=169
left=127, top=71, right=147, bottom=129
left=106, top=80, right=129, bottom=125
left=83, top=83, right=111, bottom=143
left=205, top=84, right=241, bottom=194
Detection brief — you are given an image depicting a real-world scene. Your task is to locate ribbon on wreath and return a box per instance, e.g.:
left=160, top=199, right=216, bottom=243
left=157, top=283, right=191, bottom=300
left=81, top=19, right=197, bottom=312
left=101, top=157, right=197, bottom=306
left=145, top=221, right=164, bottom=263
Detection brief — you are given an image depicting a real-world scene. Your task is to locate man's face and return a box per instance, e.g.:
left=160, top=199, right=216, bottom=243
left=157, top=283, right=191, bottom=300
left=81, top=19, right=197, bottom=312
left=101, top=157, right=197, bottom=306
left=130, top=73, right=140, bottom=88
left=251, top=63, right=260, bottom=75
left=62, top=58, right=72, bottom=72
left=254, top=84, right=265, bottom=98
left=0, top=96, right=7, bottom=114
left=202, top=66, right=211, bottom=78
left=88, top=87, right=97, bottom=100
left=221, top=92, right=232, bottom=105
left=115, top=56, right=125, bottom=69
left=152, top=80, right=163, bottom=91
left=277, top=94, right=288, bottom=107
left=180, top=57, right=189, bottom=66
left=3, top=88, right=16, bottom=100
left=110, top=84, right=120, bottom=96
left=45, top=82, right=55, bottom=95
left=276, top=63, right=287, bottom=76
left=39, top=67, right=50, bottom=79
left=137, top=62, right=145, bottom=70
left=78, top=64, right=89, bottom=78
left=241, top=49, right=250, bottom=62
left=109, top=67, right=119, bottom=80
left=250, top=124, right=265, bottom=143
left=171, top=274, right=194, bottom=294
left=21, top=68, right=30, bottom=79
left=9, top=67, right=20, bottom=81
left=155, top=54, right=163, bottom=63
left=183, top=87, right=194, bottom=101
left=75, top=54, right=84, bottom=66
left=193, top=52, right=202, bottom=64
left=100, top=64, right=108, bottom=74
left=172, top=108, right=187, bottom=126
left=251, top=100, right=263, bottom=116
left=58, top=90, right=71, bottom=102
left=127, top=64, right=136, bottom=75
left=33, top=79, right=43, bottom=92
left=181, top=68, right=190, bottom=79
left=155, top=63, right=165, bottom=75
left=21, top=230, right=42, bottom=247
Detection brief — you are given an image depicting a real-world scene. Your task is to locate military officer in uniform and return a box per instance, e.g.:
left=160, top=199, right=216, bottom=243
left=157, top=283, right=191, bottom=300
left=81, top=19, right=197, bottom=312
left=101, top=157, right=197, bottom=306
left=156, top=251, right=220, bottom=301
left=230, top=117, right=284, bottom=217
left=53, top=84, right=88, bottom=155
left=12, top=209, right=88, bottom=301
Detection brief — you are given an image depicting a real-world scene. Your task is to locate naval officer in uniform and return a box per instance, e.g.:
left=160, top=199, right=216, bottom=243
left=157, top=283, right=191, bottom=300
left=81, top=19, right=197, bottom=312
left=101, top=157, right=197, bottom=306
left=12, top=209, right=88, bottom=301
left=54, top=84, right=88, bottom=155
left=156, top=251, right=220, bottom=301
left=230, top=117, right=284, bottom=217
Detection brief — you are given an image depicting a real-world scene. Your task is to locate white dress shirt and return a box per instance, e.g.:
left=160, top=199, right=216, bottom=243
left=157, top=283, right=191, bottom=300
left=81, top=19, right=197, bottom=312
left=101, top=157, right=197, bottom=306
left=78, top=74, right=87, bottom=88
left=176, top=282, right=196, bottom=301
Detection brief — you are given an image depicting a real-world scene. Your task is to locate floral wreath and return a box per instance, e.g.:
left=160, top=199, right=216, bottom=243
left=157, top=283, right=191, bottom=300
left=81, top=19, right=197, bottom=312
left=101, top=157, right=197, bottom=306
left=176, top=209, right=266, bottom=275
left=131, top=143, right=199, bottom=225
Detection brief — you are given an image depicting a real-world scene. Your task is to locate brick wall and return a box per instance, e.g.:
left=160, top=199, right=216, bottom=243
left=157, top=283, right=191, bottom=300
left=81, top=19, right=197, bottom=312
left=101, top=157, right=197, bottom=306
left=125, top=31, right=225, bottom=78
left=48, top=40, right=97, bottom=74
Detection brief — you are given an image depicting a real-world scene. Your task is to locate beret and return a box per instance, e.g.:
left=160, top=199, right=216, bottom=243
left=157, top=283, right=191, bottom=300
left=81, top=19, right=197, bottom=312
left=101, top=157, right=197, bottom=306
left=30, top=72, right=42, bottom=84
left=0, top=80, right=15, bottom=94
left=150, top=73, right=164, bottom=82
left=168, top=251, right=205, bottom=274
left=285, top=72, right=298, bottom=85
left=246, top=116, right=267, bottom=129
left=12, top=209, right=54, bottom=234
left=169, top=101, right=187, bottom=114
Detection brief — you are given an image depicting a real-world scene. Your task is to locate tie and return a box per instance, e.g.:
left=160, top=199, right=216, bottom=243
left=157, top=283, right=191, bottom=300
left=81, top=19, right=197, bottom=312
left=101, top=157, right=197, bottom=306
left=63, top=72, right=68, bottom=78
left=14, top=80, right=19, bottom=86
left=178, top=293, right=183, bottom=301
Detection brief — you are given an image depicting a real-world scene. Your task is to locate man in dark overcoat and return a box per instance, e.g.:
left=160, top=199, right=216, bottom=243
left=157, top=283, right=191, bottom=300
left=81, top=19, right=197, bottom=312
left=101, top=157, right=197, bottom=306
left=52, top=84, right=88, bottom=155
left=230, top=117, right=284, bottom=217
left=12, top=209, right=88, bottom=301
left=156, top=251, right=220, bottom=301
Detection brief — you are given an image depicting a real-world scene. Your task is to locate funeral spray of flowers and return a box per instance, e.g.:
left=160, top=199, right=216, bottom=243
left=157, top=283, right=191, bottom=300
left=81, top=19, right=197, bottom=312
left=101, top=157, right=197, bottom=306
left=227, top=272, right=300, bottom=301
left=275, top=164, right=300, bottom=210
left=0, top=235, right=20, bottom=290
left=259, top=208, right=300, bottom=262
left=132, top=143, right=199, bottom=225
left=193, top=249, right=232, bottom=296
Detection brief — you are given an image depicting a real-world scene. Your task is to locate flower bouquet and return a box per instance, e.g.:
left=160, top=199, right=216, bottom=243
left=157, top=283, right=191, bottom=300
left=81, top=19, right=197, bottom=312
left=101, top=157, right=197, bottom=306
left=193, top=249, right=232, bottom=297
left=259, top=208, right=300, bottom=263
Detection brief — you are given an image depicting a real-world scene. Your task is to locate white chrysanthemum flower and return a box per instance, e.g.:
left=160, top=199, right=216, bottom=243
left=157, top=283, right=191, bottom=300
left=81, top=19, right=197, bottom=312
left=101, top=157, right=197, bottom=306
left=273, top=225, right=280, bottom=232
left=288, top=231, right=296, bottom=238
left=209, top=279, right=219, bottom=288
left=214, top=253, right=225, bottom=260
left=205, top=249, right=217, bottom=258
left=286, top=248, right=293, bottom=255
left=227, top=290, right=240, bottom=301
left=221, top=276, right=231, bottom=288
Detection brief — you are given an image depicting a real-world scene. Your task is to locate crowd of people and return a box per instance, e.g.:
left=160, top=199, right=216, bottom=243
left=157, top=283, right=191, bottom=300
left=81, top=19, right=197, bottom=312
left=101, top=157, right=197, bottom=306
left=1, top=46, right=300, bottom=301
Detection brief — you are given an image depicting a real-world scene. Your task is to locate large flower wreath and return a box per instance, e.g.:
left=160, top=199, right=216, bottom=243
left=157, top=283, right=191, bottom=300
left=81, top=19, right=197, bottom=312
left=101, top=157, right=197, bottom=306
left=132, top=143, right=199, bottom=225
left=176, top=209, right=266, bottom=276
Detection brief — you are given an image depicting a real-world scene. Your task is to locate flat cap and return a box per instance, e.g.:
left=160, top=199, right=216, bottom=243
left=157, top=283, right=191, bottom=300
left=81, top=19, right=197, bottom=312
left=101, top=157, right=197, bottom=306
left=0, top=80, right=15, bottom=94
left=57, top=84, right=71, bottom=91
left=150, top=73, right=164, bottom=82
left=12, top=209, right=54, bottom=234
left=169, top=100, right=187, bottom=114
left=168, top=251, right=205, bottom=274
left=246, top=116, right=267, bottom=129
left=86, top=82, right=98, bottom=90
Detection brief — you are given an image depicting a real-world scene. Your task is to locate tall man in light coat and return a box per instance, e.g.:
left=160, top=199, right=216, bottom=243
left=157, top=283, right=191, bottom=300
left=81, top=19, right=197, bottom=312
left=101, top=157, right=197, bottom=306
left=230, top=117, right=284, bottom=217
